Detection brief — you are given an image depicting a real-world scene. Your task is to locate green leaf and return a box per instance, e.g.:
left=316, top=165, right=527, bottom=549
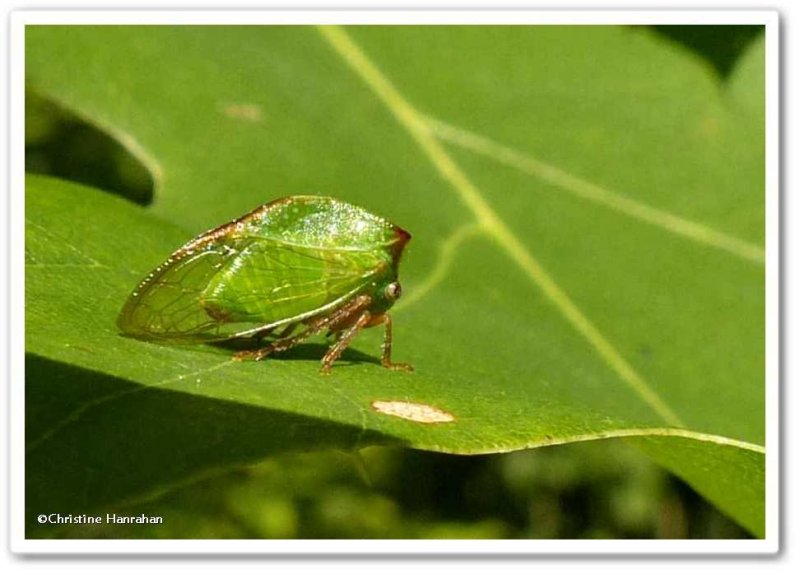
left=25, top=25, right=765, bottom=537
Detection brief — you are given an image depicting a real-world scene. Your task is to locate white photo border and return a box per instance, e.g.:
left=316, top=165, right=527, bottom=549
left=9, top=8, right=779, bottom=555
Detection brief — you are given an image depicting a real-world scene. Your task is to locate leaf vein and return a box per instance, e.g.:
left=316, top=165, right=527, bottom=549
left=26, top=218, right=107, bottom=268
left=423, top=115, right=764, bottom=265
left=394, top=222, right=488, bottom=313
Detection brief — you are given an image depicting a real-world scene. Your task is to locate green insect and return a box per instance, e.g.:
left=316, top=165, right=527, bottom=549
left=117, top=196, right=413, bottom=374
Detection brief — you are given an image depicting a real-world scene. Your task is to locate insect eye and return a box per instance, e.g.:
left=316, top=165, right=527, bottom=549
left=385, top=282, right=401, bottom=300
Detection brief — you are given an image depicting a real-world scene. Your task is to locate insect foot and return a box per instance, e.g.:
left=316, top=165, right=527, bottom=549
left=383, top=361, right=414, bottom=373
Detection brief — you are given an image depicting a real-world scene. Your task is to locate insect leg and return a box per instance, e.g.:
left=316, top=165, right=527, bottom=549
left=233, top=322, right=322, bottom=361
left=234, top=295, right=373, bottom=363
left=377, top=314, right=414, bottom=372
left=320, top=311, right=372, bottom=375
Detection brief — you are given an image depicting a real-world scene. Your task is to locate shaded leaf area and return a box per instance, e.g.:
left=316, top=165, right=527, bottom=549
left=26, top=355, right=397, bottom=537
left=25, top=25, right=765, bottom=536
left=25, top=90, right=153, bottom=204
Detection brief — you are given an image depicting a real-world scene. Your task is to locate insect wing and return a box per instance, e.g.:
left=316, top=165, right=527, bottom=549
left=117, top=236, right=255, bottom=341
left=118, top=236, right=387, bottom=342
left=201, top=239, right=387, bottom=326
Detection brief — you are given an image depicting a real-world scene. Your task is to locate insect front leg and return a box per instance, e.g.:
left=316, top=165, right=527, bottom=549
left=377, top=313, right=414, bottom=372
left=321, top=311, right=373, bottom=375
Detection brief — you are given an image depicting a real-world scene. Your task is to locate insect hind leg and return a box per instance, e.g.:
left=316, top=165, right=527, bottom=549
left=233, top=322, right=318, bottom=362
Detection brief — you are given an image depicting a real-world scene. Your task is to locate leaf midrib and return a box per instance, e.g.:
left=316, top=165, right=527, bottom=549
left=317, top=25, right=688, bottom=429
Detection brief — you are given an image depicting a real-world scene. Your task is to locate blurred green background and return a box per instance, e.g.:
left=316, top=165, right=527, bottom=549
left=25, top=25, right=762, bottom=539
